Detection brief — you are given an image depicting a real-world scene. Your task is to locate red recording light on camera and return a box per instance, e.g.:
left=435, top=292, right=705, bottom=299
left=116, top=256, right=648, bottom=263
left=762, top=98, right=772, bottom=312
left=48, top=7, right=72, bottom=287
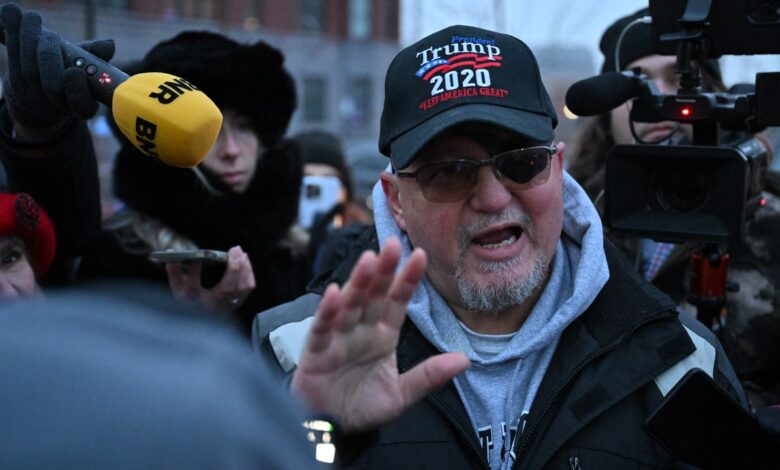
left=680, top=106, right=692, bottom=117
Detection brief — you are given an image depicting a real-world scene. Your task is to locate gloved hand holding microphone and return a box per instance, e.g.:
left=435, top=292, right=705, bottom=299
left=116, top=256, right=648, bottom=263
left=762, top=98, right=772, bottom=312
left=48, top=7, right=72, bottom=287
left=0, top=3, right=222, bottom=167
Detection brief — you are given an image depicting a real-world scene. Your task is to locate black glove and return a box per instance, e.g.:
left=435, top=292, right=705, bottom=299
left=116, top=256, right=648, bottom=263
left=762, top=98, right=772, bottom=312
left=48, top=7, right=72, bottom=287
left=0, top=3, right=116, bottom=128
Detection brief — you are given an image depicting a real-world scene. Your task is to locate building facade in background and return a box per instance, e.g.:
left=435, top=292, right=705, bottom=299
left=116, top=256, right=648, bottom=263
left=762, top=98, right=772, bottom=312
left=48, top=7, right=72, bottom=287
left=15, top=0, right=400, bottom=147
left=11, top=0, right=400, bottom=213
left=7, top=1, right=631, bottom=213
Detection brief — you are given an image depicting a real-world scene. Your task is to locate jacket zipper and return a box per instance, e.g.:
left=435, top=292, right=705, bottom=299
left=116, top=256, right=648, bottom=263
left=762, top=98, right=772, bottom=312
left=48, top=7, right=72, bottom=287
left=511, top=308, right=674, bottom=470
left=427, top=394, right=492, bottom=469
left=398, top=358, right=491, bottom=470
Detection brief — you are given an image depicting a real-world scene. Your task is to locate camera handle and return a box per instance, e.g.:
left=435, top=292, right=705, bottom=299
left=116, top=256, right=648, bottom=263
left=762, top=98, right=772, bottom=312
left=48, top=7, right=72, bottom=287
left=687, top=244, right=731, bottom=333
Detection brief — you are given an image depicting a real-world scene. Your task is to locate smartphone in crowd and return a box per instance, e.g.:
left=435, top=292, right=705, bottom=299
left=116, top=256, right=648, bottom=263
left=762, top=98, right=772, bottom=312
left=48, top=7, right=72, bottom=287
left=148, top=249, right=229, bottom=265
left=298, top=175, right=342, bottom=229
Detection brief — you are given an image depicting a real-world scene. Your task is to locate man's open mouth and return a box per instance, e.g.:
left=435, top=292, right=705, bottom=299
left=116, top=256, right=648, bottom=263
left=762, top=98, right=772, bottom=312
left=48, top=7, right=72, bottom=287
left=471, top=226, right=523, bottom=249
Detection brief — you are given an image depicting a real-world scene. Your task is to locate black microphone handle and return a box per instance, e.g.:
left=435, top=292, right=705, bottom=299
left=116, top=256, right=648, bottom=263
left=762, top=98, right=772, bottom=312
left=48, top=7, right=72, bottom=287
left=59, top=38, right=129, bottom=106
left=565, top=71, right=643, bottom=117
left=0, top=27, right=129, bottom=107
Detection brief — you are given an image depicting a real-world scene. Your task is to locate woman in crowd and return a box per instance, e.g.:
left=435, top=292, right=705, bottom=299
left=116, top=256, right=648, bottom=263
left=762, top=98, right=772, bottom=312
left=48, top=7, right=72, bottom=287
left=0, top=192, right=55, bottom=299
left=77, top=31, right=311, bottom=333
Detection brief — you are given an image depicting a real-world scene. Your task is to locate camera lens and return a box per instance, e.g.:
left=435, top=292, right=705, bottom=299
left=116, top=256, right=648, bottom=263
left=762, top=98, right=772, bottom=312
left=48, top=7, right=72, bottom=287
left=655, top=169, right=711, bottom=213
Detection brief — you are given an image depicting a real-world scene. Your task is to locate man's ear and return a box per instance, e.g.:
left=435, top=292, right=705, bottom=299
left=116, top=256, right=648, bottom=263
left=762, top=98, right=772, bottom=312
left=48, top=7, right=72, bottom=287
left=380, top=172, right=408, bottom=232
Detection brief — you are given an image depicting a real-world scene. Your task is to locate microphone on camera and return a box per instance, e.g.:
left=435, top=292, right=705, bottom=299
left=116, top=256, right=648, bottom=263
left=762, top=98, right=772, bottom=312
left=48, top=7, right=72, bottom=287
left=565, top=71, right=645, bottom=117
left=0, top=30, right=222, bottom=168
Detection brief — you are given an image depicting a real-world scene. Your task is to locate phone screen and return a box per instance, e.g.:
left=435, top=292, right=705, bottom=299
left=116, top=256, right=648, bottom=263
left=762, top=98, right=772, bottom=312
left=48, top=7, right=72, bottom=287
left=148, top=250, right=229, bottom=265
left=298, top=175, right=342, bottom=229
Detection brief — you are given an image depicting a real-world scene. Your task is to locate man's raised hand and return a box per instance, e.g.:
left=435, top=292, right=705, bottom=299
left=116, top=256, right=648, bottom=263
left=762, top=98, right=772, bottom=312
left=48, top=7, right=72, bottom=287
left=291, top=238, right=470, bottom=433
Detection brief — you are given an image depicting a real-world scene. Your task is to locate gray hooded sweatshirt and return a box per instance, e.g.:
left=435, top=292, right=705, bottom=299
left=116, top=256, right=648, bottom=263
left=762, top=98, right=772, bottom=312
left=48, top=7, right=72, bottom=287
left=372, top=170, right=609, bottom=469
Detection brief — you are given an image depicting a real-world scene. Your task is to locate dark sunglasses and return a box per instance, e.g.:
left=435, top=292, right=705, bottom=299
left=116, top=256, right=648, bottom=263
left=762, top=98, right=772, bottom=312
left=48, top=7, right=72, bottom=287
left=394, top=145, right=557, bottom=203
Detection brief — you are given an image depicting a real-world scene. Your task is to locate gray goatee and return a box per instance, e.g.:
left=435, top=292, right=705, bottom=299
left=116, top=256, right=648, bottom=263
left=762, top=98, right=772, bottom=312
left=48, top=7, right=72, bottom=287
left=452, top=208, right=550, bottom=314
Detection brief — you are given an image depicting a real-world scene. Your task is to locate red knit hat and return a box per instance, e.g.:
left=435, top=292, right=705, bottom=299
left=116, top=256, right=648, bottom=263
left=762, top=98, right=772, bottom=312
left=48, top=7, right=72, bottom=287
left=0, top=193, right=56, bottom=276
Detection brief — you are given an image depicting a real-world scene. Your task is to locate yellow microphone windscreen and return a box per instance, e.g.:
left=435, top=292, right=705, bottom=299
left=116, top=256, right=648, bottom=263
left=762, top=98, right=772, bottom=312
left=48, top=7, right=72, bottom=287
left=112, top=72, right=223, bottom=168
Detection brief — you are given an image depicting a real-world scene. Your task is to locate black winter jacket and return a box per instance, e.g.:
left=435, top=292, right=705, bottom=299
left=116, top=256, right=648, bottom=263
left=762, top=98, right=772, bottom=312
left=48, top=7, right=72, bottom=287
left=0, top=104, right=102, bottom=284
left=253, top=226, right=749, bottom=469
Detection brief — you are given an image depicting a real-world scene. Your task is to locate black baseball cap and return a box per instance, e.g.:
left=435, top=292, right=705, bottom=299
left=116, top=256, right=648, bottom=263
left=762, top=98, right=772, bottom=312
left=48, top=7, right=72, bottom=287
left=379, top=25, right=558, bottom=170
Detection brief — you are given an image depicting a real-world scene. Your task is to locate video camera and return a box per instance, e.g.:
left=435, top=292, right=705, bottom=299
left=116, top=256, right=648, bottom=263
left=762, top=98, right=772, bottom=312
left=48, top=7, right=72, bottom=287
left=566, top=0, right=780, bottom=243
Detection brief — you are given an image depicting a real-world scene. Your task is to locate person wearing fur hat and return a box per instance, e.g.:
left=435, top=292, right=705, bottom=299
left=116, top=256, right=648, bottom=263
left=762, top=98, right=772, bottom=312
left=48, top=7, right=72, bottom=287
left=0, top=2, right=309, bottom=334
left=0, top=192, right=56, bottom=299
left=74, top=31, right=310, bottom=333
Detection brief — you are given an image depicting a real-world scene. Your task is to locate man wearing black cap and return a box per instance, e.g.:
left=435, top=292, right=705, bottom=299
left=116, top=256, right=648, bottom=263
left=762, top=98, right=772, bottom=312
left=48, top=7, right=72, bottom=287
left=254, top=25, right=746, bottom=468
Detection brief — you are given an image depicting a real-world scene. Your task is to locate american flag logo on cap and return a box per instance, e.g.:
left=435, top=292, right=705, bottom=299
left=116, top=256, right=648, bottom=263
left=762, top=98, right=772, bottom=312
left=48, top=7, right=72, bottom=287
left=416, top=52, right=502, bottom=81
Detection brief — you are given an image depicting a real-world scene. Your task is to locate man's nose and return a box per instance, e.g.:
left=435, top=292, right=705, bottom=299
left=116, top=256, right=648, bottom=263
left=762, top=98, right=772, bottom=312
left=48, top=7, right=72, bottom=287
left=0, top=272, right=19, bottom=299
left=655, top=77, right=677, bottom=95
left=469, top=165, right=512, bottom=212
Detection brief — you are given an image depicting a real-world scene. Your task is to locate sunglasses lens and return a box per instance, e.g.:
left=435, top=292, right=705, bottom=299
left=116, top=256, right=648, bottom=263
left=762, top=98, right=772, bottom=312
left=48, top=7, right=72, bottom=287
left=410, top=147, right=554, bottom=202
left=497, top=148, right=551, bottom=187
left=418, top=161, right=476, bottom=202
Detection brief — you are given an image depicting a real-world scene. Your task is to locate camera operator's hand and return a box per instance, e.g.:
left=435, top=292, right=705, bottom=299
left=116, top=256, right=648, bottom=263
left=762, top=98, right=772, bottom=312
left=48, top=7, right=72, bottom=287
left=165, top=246, right=256, bottom=314
left=0, top=3, right=115, bottom=141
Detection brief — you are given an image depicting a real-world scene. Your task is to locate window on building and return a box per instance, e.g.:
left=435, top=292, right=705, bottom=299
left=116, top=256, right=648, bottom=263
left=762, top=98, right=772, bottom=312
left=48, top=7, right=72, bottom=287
left=341, top=76, right=371, bottom=129
left=300, top=0, right=325, bottom=32
left=303, top=77, right=327, bottom=122
left=98, top=0, right=129, bottom=7
left=348, top=0, right=372, bottom=40
left=63, top=0, right=129, bottom=6
left=176, top=0, right=217, bottom=19
left=252, top=0, right=266, bottom=23
left=384, top=0, right=399, bottom=39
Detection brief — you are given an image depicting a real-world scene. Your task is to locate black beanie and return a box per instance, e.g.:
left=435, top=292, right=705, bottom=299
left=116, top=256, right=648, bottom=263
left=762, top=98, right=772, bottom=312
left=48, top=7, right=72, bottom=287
left=293, top=130, right=353, bottom=199
left=137, top=31, right=296, bottom=148
left=599, top=8, right=722, bottom=84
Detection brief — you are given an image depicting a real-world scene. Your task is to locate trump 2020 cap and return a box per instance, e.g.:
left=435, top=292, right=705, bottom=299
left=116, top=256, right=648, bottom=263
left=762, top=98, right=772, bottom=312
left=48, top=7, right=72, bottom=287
left=379, top=25, right=558, bottom=170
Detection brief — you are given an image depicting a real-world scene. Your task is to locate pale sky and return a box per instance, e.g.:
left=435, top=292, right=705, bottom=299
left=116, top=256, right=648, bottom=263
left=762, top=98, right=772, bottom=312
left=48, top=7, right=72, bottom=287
left=400, top=0, right=780, bottom=85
